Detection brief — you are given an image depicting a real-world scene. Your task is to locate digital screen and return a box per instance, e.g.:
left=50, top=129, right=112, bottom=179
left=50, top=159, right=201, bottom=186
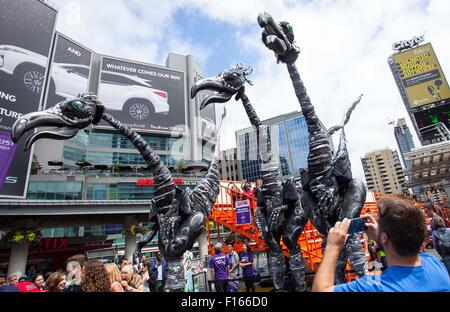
left=392, top=43, right=450, bottom=108
left=414, top=104, right=450, bottom=131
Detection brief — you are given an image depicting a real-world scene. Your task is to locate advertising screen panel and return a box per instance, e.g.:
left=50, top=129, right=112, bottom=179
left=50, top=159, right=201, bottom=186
left=414, top=103, right=450, bottom=132
left=97, top=57, right=186, bottom=134
left=0, top=0, right=57, bottom=198
left=392, top=43, right=450, bottom=108
left=194, top=75, right=217, bottom=140
left=44, top=33, right=92, bottom=109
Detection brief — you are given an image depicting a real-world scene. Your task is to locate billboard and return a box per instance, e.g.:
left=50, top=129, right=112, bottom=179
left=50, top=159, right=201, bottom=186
left=194, top=75, right=217, bottom=140
left=97, top=57, right=186, bottom=134
left=392, top=43, right=450, bottom=108
left=44, top=33, right=92, bottom=109
left=0, top=0, right=57, bottom=198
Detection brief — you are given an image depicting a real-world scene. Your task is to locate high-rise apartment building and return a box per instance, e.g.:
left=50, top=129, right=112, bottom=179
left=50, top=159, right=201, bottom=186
left=361, top=148, right=406, bottom=195
left=219, top=148, right=243, bottom=181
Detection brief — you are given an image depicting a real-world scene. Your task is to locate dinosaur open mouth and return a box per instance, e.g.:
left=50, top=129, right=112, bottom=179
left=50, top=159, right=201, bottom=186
left=11, top=109, right=82, bottom=151
left=190, top=77, right=234, bottom=110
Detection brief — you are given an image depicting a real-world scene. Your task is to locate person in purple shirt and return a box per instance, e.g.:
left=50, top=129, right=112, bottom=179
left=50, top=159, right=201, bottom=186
left=239, top=244, right=255, bottom=292
left=313, top=198, right=450, bottom=292
left=209, top=243, right=230, bottom=292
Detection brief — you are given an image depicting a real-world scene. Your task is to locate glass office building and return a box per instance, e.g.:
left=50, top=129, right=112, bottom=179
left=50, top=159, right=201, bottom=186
left=236, top=111, right=327, bottom=182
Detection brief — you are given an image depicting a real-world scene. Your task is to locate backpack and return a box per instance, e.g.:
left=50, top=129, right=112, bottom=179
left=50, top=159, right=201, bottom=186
left=435, top=229, right=450, bottom=256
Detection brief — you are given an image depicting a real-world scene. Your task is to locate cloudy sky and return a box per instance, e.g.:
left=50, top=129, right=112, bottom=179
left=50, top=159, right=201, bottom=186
left=51, top=0, right=450, bottom=181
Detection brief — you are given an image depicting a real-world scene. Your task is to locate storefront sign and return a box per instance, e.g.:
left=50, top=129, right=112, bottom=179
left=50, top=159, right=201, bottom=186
left=136, top=177, right=183, bottom=187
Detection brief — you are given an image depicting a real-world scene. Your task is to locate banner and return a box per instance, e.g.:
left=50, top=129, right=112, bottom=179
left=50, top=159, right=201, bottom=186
left=0, top=0, right=57, bottom=198
left=97, top=57, right=186, bottom=134
left=392, top=43, right=450, bottom=108
left=235, top=199, right=252, bottom=225
left=44, top=33, right=92, bottom=109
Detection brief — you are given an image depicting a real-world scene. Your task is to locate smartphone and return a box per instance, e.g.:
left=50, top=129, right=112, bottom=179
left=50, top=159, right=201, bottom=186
left=347, top=217, right=368, bottom=234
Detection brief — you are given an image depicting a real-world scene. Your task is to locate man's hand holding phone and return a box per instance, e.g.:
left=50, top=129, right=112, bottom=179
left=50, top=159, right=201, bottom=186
left=361, top=214, right=378, bottom=241
left=326, top=218, right=351, bottom=253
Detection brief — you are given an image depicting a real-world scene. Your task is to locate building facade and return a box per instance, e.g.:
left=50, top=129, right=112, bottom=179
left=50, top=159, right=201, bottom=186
left=361, top=148, right=407, bottom=195
left=236, top=111, right=327, bottom=182
left=219, top=148, right=243, bottom=181
left=404, top=141, right=450, bottom=203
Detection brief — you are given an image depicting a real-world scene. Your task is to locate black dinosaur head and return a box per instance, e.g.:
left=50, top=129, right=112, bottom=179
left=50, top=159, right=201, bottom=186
left=190, top=64, right=253, bottom=109
left=11, top=94, right=104, bottom=151
left=258, top=12, right=300, bottom=64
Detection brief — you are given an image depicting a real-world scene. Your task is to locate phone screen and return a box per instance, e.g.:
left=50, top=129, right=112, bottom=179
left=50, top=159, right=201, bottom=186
left=348, top=217, right=368, bottom=234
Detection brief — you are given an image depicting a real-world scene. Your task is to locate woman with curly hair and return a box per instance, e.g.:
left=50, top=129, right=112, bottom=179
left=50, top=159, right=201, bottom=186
left=81, top=260, right=111, bottom=292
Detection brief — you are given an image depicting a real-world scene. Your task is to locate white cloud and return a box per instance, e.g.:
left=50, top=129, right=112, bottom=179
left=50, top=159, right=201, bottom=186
left=51, top=0, right=200, bottom=64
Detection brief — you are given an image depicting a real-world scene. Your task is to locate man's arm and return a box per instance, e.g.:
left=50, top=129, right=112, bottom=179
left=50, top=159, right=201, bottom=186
left=312, top=219, right=350, bottom=292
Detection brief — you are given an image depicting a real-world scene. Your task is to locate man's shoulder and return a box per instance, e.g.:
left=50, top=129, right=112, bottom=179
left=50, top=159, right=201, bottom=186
left=420, top=252, right=442, bottom=264
left=334, top=275, right=382, bottom=292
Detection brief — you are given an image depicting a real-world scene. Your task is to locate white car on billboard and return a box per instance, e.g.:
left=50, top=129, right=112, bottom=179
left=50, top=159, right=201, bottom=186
left=0, top=44, right=90, bottom=97
left=201, top=117, right=216, bottom=139
left=99, top=71, right=170, bottom=121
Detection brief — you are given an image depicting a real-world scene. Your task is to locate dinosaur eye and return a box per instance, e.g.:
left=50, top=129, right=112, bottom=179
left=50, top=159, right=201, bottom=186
left=71, top=101, right=83, bottom=110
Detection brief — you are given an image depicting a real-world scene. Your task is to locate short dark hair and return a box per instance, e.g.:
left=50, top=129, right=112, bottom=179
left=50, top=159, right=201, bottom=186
left=377, top=198, right=426, bottom=257
left=31, top=273, right=43, bottom=283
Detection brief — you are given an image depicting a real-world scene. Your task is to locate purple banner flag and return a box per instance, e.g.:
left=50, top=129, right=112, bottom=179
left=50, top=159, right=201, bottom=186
left=235, top=199, right=252, bottom=225
left=0, top=132, right=18, bottom=192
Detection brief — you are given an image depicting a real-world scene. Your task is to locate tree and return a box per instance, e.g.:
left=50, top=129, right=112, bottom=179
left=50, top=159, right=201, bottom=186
left=175, top=160, right=186, bottom=174
left=31, top=154, right=41, bottom=174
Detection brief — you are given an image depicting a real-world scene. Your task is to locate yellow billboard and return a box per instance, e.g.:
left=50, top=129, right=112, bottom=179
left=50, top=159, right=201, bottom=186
left=393, top=43, right=450, bottom=108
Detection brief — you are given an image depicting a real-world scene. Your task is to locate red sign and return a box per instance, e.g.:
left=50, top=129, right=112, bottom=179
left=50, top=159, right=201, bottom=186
left=136, top=178, right=183, bottom=187
left=37, top=238, right=68, bottom=252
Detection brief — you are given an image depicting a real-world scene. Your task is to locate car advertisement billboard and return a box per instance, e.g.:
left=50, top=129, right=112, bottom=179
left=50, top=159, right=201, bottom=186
left=44, top=33, right=92, bottom=109
left=0, top=0, right=57, bottom=198
left=392, top=43, right=450, bottom=108
left=194, top=74, right=217, bottom=140
left=97, top=57, right=186, bottom=134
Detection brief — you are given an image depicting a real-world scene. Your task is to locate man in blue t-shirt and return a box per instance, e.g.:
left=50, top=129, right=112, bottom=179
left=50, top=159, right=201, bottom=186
left=209, top=243, right=231, bottom=292
left=312, top=197, right=450, bottom=292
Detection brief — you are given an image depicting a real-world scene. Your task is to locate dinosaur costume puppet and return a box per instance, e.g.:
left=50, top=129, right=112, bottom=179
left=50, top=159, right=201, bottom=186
left=191, top=65, right=311, bottom=291
left=257, top=12, right=368, bottom=284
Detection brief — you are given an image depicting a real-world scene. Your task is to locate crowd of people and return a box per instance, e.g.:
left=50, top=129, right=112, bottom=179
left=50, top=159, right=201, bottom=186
left=0, top=251, right=173, bottom=292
